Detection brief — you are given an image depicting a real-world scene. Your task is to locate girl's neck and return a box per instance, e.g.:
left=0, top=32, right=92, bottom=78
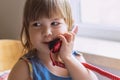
left=37, top=51, right=51, bottom=64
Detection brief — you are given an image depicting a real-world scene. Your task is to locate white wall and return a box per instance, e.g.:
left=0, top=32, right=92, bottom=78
left=70, top=0, right=120, bottom=42
left=0, top=0, right=25, bottom=39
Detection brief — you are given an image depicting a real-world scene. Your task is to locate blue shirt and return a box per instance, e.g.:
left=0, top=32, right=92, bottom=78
left=25, top=50, right=81, bottom=80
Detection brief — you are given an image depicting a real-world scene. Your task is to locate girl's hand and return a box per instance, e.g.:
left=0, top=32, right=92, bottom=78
left=57, top=26, right=78, bottom=60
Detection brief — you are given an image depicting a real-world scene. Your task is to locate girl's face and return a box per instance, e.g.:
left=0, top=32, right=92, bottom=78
left=29, top=17, right=68, bottom=54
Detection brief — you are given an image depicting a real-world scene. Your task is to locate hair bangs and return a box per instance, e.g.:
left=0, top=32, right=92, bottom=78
left=29, top=0, right=66, bottom=22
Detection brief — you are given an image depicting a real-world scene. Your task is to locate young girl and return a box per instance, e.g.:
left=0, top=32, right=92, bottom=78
left=8, top=0, right=98, bottom=80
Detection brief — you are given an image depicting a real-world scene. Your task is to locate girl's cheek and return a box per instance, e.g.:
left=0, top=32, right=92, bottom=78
left=57, top=26, right=68, bottom=33
left=53, top=29, right=67, bottom=36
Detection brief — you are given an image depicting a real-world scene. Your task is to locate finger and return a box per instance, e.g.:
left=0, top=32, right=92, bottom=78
left=57, top=34, right=67, bottom=43
left=63, top=33, right=73, bottom=42
left=71, top=32, right=76, bottom=41
left=72, top=25, right=78, bottom=34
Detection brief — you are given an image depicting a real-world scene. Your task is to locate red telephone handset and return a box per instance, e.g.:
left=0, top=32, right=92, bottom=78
left=48, top=26, right=120, bottom=80
left=48, top=38, right=62, bottom=53
left=48, top=26, right=78, bottom=53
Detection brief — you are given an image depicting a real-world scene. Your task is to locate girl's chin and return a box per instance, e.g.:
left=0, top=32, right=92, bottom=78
left=37, top=44, right=50, bottom=52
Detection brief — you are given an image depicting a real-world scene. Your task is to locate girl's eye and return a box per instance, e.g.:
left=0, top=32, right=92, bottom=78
left=32, top=22, right=41, bottom=27
left=51, top=22, right=60, bottom=26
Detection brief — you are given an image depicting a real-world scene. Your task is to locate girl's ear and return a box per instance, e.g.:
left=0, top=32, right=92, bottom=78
left=71, top=25, right=78, bottom=34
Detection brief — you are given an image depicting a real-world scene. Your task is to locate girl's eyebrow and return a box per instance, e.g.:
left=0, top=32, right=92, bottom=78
left=52, top=18, right=61, bottom=21
left=30, top=21, right=40, bottom=25
left=31, top=21, right=40, bottom=24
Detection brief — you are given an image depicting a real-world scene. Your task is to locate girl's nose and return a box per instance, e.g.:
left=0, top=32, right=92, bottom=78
left=42, top=27, right=52, bottom=38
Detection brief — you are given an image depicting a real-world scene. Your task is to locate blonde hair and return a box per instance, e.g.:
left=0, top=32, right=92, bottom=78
left=21, top=0, right=73, bottom=51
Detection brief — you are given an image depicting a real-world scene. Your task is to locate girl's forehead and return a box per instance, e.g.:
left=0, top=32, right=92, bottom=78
left=39, top=16, right=63, bottom=20
left=33, top=14, right=64, bottom=22
left=30, top=16, right=64, bottom=24
left=39, top=11, right=64, bottom=18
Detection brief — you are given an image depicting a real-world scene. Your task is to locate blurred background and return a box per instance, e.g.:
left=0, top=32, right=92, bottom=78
left=70, top=0, right=120, bottom=42
left=0, top=0, right=25, bottom=39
